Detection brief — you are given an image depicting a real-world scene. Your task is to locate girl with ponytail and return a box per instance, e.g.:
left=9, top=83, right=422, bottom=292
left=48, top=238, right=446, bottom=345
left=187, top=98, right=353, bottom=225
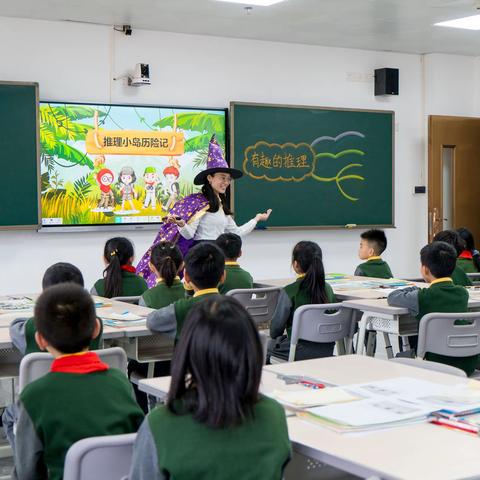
left=139, top=241, right=185, bottom=309
left=91, top=237, right=148, bottom=298
left=268, top=241, right=337, bottom=362
left=456, top=227, right=480, bottom=273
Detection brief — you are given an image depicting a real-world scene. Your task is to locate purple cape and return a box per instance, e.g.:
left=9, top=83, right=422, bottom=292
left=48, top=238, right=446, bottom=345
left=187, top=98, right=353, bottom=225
left=136, top=193, right=209, bottom=287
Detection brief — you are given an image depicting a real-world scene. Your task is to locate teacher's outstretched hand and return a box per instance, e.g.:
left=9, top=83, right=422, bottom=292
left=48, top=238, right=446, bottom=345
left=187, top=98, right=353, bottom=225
left=255, top=209, right=272, bottom=223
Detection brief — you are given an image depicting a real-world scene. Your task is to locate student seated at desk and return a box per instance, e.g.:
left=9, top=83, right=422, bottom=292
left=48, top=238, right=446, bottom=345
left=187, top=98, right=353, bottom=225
left=268, top=241, right=336, bottom=362
left=433, top=230, right=472, bottom=286
left=387, top=241, right=477, bottom=376
left=215, top=232, right=253, bottom=294
left=13, top=284, right=144, bottom=480
left=91, top=237, right=148, bottom=298
left=10, top=262, right=103, bottom=355
left=146, top=242, right=225, bottom=343
left=139, top=241, right=185, bottom=308
left=456, top=227, right=480, bottom=273
left=130, top=296, right=291, bottom=480
left=354, top=229, right=393, bottom=279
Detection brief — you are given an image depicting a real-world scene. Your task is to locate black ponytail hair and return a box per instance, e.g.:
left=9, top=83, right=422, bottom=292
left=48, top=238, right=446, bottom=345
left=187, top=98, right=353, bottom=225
left=457, top=227, right=480, bottom=272
left=150, top=241, right=183, bottom=287
left=168, top=295, right=262, bottom=428
left=433, top=230, right=466, bottom=257
left=103, top=237, right=134, bottom=298
left=201, top=182, right=232, bottom=215
left=292, top=241, right=328, bottom=304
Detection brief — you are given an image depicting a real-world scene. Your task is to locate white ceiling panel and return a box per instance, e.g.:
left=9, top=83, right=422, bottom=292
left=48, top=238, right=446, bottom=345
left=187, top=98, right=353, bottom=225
left=1, top=0, right=480, bottom=55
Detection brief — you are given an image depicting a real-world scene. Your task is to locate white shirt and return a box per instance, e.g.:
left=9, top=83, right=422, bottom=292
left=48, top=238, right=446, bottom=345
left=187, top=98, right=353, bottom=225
left=178, top=208, right=257, bottom=240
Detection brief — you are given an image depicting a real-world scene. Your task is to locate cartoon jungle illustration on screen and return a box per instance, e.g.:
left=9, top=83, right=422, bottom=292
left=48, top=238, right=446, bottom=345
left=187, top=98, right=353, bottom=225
left=40, top=102, right=226, bottom=226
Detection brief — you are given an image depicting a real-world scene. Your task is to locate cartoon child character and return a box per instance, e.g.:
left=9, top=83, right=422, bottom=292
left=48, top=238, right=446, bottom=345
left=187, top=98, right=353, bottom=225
left=118, top=166, right=138, bottom=213
left=96, top=168, right=115, bottom=211
left=143, top=166, right=159, bottom=209
left=162, top=166, right=180, bottom=212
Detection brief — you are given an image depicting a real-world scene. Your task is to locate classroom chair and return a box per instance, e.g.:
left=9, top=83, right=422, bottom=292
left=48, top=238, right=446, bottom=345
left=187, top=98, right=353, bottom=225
left=417, top=312, right=480, bottom=377
left=111, top=295, right=141, bottom=305
left=258, top=331, right=268, bottom=364
left=390, top=357, right=467, bottom=377
left=18, top=347, right=127, bottom=392
left=272, top=303, right=355, bottom=363
left=226, top=286, right=283, bottom=330
left=63, top=433, right=136, bottom=480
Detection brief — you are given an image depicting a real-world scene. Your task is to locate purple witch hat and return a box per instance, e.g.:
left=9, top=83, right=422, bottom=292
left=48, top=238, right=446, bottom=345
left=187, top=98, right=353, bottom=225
left=193, top=135, right=242, bottom=185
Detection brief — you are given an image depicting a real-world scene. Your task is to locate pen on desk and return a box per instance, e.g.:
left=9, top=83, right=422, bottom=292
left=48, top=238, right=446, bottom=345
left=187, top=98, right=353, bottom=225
left=300, top=380, right=325, bottom=389
left=455, top=407, right=480, bottom=417
left=433, top=407, right=480, bottom=419
left=430, top=418, right=479, bottom=435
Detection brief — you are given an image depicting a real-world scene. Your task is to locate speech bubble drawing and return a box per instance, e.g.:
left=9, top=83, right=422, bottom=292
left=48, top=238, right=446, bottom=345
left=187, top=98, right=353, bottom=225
left=243, top=142, right=316, bottom=182
left=242, top=138, right=365, bottom=202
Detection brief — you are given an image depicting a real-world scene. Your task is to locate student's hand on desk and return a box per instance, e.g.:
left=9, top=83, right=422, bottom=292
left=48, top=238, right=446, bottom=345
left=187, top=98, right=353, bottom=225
left=255, top=209, right=272, bottom=222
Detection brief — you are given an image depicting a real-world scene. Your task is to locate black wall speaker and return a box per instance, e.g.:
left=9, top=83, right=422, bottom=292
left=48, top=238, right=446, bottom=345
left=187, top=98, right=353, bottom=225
left=374, top=68, right=399, bottom=96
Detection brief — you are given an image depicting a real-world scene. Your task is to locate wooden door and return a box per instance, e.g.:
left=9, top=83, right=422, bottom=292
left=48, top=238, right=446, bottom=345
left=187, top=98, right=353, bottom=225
left=428, top=116, right=480, bottom=242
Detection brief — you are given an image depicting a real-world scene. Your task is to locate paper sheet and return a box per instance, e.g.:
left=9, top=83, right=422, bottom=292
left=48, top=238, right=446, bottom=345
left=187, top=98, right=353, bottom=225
left=272, top=387, right=360, bottom=408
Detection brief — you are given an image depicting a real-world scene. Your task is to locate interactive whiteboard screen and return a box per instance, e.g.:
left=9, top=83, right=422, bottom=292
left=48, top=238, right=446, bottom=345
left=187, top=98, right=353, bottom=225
left=39, top=102, right=226, bottom=228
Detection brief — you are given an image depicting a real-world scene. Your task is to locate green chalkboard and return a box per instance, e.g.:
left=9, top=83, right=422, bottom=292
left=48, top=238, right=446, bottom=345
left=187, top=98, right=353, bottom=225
left=0, top=82, right=39, bottom=229
left=231, top=102, right=394, bottom=228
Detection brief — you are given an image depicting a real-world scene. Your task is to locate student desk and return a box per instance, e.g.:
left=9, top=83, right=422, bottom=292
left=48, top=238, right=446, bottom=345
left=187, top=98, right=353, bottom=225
left=139, top=355, right=480, bottom=480
left=258, top=276, right=425, bottom=301
left=344, top=294, right=480, bottom=357
left=0, top=295, right=172, bottom=364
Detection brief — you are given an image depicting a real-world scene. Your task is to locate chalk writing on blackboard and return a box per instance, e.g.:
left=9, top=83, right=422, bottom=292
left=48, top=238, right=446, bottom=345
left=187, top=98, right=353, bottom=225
left=243, top=131, right=366, bottom=202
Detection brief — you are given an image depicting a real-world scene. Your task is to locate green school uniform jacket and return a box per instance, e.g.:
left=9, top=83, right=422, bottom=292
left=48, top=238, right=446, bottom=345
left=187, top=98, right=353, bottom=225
left=129, top=396, right=291, bottom=480
left=457, top=257, right=478, bottom=274
left=354, top=256, right=393, bottom=279
left=218, top=262, right=254, bottom=294
left=140, top=278, right=185, bottom=309
left=281, top=277, right=336, bottom=338
left=268, top=278, right=337, bottom=361
left=388, top=279, right=476, bottom=375
left=15, top=352, right=144, bottom=480
left=92, top=270, right=148, bottom=298
left=451, top=264, right=473, bottom=286
left=147, top=289, right=220, bottom=343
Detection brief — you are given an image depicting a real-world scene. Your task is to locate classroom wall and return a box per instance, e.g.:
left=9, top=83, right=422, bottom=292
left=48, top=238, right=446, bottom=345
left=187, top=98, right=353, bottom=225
left=0, top=16, right=476, bottom=294
left=423, top=53, right=478, bottom=117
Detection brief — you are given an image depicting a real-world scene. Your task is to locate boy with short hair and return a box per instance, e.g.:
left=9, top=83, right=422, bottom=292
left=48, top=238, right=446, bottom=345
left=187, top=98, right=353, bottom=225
left=215, top=233, right=253, bottom=294
left=388, top=241, right=476, bottom=375
left=433, top=230, right=473, bottom=286
left=13, top=284, right=144, bottom=480
left=355, top=229, right=393, bottom=278
left=147, top=242, right=225, bottom=342
left=10, top=262, right=103, bottom=355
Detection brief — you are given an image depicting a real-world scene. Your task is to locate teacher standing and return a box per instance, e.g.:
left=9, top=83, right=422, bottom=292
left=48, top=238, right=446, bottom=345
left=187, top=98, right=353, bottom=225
left=136, top=136, right=271, bottom=286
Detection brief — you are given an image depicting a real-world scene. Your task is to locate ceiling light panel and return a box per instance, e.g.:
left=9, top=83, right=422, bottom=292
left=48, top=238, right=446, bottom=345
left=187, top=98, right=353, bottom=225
left=435, top=15, right=480, bottom=30
left=215, top=0, right=286, bottom=6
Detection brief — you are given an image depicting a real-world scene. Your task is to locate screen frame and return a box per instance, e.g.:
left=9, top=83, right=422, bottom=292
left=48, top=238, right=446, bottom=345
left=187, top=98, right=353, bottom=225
left=38, top=100, right=229, bottom=233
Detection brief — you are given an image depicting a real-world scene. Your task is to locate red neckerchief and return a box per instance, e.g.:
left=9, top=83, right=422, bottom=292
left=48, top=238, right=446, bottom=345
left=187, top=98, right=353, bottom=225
left=100, top=184, right=111, bottom=193
left=50, top=352, right=109, bottom=374
left=121, top=265, right=136, bottom=273
left=459, top=250, right=473, bottom=259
